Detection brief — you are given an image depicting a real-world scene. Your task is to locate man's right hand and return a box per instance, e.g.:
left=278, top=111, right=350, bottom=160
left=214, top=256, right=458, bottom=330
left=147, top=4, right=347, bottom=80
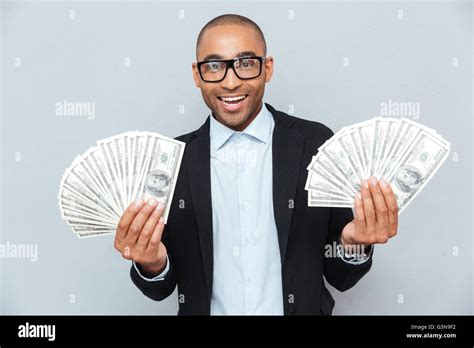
left=114, top=198, right=168, bottom=278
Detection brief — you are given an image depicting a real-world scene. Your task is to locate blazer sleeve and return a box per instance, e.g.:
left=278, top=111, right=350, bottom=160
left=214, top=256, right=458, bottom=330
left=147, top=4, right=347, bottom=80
left=323, top=206, right=373, bottom=292
left=129, top=224, right=177, bottom=301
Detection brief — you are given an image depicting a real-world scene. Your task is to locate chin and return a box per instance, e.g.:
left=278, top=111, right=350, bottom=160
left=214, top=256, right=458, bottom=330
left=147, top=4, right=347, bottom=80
left=224, top=114, right=250, bottom=128
left=213, top=108, right=246, bottom=125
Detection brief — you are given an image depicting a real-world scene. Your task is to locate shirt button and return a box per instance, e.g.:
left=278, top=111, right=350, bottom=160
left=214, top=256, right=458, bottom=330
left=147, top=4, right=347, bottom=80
left=247, top=237, right=254, bottom=244
left=233, top=247, right=240, bottom=256
left=242, top=200, right=249, bottom=208
left=248, top=275, right=255, bottom=282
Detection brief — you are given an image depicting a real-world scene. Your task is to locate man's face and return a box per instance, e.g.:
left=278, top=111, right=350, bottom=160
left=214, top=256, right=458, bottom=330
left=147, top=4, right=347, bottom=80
left=192, top=24, right=273, bottom=131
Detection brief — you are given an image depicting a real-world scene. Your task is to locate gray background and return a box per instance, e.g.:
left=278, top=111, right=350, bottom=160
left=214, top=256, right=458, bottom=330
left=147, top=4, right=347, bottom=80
left=1, top=0, right=472, bottom=314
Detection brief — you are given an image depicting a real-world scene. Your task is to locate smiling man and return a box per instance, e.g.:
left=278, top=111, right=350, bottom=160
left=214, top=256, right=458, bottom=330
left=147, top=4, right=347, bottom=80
left=113, top=14, right=399, bottom=315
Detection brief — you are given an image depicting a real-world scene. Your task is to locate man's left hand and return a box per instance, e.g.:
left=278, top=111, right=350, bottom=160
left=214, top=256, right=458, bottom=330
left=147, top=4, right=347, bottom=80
left=341, top=176, right=399, bottom=246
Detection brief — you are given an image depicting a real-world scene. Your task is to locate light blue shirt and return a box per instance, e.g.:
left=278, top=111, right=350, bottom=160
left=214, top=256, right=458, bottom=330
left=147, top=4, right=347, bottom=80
left=208, top=103, right=283, bottom=315
left=133, top=103, right=370, bottom=314
left=134, top=103, right=283, bottom=315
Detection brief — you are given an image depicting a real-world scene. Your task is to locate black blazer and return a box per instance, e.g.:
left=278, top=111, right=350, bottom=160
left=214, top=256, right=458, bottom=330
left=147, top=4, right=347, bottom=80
left=130, top=103, right=373, bottom=315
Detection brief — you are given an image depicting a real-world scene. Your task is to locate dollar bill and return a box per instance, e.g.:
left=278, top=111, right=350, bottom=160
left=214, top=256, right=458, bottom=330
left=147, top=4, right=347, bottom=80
left=308, top=152, right=358, bottom=197
left=319, top=129, right=361, bottom=193
left=58, top=131, right=186, bottom=237
left=138, top=133, right=185, bottom=223
left=374, top=118, right=400, bottom=177
left=305, top=168, right=353, bottom=199
left=305, top=117, right=450, bottom=214
left=386, top=129, right=450, bottom=213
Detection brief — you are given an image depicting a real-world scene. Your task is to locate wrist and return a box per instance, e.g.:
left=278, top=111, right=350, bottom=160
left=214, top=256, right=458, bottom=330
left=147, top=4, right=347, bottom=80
left=338, top=235, right=368, bottom=255
left=340, top=233, right=350, bottom=246
left=340, top=231, right=358, bottom=248
left=340, top=221, right=357, bottom=246
left=138, top=258, right=166, bottom=278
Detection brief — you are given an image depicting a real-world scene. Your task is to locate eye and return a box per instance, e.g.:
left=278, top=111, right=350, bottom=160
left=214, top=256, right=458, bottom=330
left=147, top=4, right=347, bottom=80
left=204, top=62, right=224, bottom=73
left=240, top=59, right=256, bottom=69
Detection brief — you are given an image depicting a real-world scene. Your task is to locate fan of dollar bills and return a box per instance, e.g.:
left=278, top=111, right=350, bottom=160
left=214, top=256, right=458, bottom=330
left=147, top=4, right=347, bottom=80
left=58, top=131, right=185, bottom=238
left=305, top=117, right=450, bottom=214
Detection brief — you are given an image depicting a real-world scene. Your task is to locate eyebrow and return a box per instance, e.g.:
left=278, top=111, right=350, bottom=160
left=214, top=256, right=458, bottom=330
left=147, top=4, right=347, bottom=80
left=201, top=51, right=258, bottom=61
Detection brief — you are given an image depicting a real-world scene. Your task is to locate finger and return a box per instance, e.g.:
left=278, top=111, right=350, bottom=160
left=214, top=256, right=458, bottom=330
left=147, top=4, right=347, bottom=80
left=380, top=179, right=399, bottom=236
left=147, top=214, right=166, bottom=252
left=368, top=176, right=389, bottom=229
left=124, top=198, right=159, bottom=245
left=354, top=191, right=366, bottom=230
left=116, top=198, right=144, bottom=241
left=135, top=203, right=164, bottom=252
left=361, top=179, right=376, bottom=234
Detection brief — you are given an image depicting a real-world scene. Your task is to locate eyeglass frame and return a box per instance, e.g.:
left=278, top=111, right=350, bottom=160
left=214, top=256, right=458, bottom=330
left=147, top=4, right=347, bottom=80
left=196, top=56, right=267, bottom=83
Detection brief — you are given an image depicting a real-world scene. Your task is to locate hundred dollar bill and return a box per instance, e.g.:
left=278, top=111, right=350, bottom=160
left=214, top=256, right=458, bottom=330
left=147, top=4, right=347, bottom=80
left=386, top=129, right=450, bottom=214
left=130, top=133, right=150, bottom=205
left=379, top=119, right=421, bottom=180
left=61, top=168, right=119, bottom=220
left=59, top=131, right=186, bottom=237
left=122, top=132, right=131, bottom=204
left=370, top=118, right=389, bottom=178
left=305, top=117, right=450, bottom=212
left=347, top=126, right=368, bottom=178
left=308, top=189, right=353, bottom=207
left=305, top=168, right=353, bottom=199
left=77, top=231, right=114, bottom=238
left=308, top=152, right=358, bottom=197
left=65, top=218, right=118, bottom=230
left=60, top=195, right=115, bottom=220
left=136, top=133, right=185, bottom=223
left=319, top=129, right=361, bottom=193
left=67, top=221, right=116, bottom=229
left=78, top=149, right=123, bottom=216
left=336, top=128, right=366, bottom=183
left=374, top=118, right=400, bottom=178
left=61, top=206, right=118, bottom=225
left=97, top=137, right=126, bottom=212
left=82, top=147, right=124, bottom=215
left=307, top=188, right=352, bottom=202
left=355, top=120, right=375, bottom=177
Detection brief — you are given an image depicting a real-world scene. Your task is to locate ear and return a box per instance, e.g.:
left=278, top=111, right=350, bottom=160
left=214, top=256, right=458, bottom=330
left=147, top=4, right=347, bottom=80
left=264, top=56, right=274, bottom=83
left=192, top=63, right=201, bottom=88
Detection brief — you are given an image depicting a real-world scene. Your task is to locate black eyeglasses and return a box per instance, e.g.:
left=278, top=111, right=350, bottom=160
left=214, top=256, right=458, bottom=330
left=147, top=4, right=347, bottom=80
left=197, top=56, right=266, bottom=83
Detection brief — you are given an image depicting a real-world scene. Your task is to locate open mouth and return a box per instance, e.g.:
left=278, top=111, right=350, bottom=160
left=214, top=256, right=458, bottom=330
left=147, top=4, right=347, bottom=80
left=217, top=94, right=248, bottom=110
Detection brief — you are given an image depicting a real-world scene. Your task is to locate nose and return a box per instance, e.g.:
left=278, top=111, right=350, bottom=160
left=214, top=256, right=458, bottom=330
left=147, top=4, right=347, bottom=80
left=220, top=66, right=242, bottom=90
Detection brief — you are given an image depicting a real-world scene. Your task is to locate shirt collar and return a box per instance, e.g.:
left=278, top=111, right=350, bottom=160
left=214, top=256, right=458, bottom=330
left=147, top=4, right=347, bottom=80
left=210, top=103, right=274, bottom=150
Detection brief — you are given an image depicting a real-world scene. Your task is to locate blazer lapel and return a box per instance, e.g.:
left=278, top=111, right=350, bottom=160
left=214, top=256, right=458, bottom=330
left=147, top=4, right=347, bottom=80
left=187, top=117, right=214, bottom=300
left=267, top=103, right=305, bottom=264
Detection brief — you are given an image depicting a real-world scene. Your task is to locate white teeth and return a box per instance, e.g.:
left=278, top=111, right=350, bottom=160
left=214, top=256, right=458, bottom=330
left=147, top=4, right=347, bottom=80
left=221, top=95, right=246, bottom=102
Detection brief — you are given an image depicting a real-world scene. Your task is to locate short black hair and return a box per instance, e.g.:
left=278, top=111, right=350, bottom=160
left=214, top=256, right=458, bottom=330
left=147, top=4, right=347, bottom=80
left=196, top=14, right=267, bottom=59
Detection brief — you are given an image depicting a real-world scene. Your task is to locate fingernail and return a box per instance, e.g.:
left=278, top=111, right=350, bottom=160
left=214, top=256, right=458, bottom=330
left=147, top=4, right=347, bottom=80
left=380, top=179, right=388, bottom=187
left=356, top=192, right=362, bottom=201
left=369, top=177, right=377, bottom=187
left=362, top=180, right=369, bottom=189
left=147, top=198, right=157, bottom=206
left=159, top=216, right=164, bottom=224
left=134, top=198, right=144, bottom=207
left=156, top=202, right=164, bottom=211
